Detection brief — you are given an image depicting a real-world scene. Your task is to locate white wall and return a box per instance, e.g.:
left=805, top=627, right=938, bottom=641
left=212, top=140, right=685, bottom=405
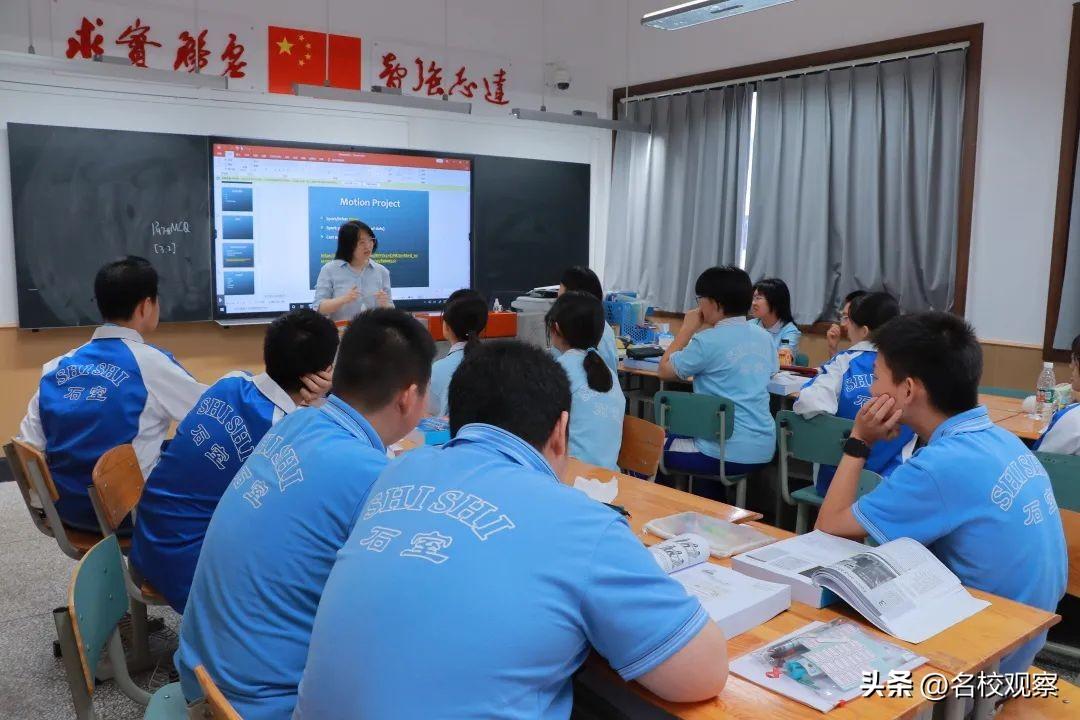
left=614, top=0, right=1078, bottom=346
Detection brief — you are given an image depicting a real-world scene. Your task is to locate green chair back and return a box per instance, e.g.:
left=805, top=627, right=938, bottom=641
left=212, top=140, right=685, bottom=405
left=1035, top=451, right=1080, bottom=511
left=978, top=385, right=1029, bottom=399
left=653, top=391, right=734, bottom=442
left=776, top=410, right=853, bottom=466
left=70, top=534, right=129, bottom=691
left=794, top=352, right=810, bottom=367
left=857, top=469, right=883, bottom=496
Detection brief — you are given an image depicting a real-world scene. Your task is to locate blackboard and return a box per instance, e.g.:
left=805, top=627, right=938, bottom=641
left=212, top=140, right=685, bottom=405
left=471, top=155, right=590, bottom=307
left=8, top=124, right=212, bottom=328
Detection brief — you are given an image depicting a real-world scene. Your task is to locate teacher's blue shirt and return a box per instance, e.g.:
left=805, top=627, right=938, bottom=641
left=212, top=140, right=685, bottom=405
left=854, top=406, right=1067, bottom=674
left=294, top=424, right=708, bottom=720
left=556, top=349, right=624, bottom=470
left=175, top=395, right=387, bottom=720
left=312, top=259, right=393, bottom=322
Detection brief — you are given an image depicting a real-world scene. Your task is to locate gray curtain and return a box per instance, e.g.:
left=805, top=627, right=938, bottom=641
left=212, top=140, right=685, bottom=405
left=746, top=49, right=967, bottom=322
left=606, top=85, right=752, bottom=311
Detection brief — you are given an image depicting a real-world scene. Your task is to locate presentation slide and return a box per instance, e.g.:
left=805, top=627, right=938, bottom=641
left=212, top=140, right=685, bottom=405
left=211, top=142, right=471, bottom=317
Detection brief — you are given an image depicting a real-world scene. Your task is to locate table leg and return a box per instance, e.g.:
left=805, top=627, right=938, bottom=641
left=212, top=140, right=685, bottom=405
left=972, top=661, right=1001, bottom=720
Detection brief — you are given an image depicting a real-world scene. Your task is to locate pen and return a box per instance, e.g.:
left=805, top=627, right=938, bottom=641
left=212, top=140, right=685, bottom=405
left=603, top=502, right=631, bottom=518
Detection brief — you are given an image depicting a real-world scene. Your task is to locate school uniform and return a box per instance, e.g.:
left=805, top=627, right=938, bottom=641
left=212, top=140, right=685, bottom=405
left=293, top=423, right=708, bottom=720
left=664, top=317, right=778, bottom=475
left=175, top=394, right=388, bottom=720
left=555, top=349, right=625, bottom=470
left=1033, top=402, right=1080, bottom=455
left=854, top=407, right=1068, bottom=674
left=793, top=341, right=916, bottom=494
left=749, top=317, right=801, bottom=357
left=598, top=322, right=620, bottom=374
left=129, top=371, right=296, bottom=613
left=427, top=341, right=467, bottom=417
left=18, top=324, right=205, bottom=531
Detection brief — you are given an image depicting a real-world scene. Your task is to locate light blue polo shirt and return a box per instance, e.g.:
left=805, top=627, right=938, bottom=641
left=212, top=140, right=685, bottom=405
left=427, top=342, right=466, bottom=417
left=854, top=406, right=1067, bottom=674
left=175, top=394, right=388, bottom=720
left=294, top=423, right=709, bottom=720
left=556, top=349, right=625, bottom=470
left=749, top=317, right=801, bottom=357
left=312, top=259, right=393, bottom=322
left=599, top=323, right=619, bottom=374
left=670, top=317, right=778, bottom=464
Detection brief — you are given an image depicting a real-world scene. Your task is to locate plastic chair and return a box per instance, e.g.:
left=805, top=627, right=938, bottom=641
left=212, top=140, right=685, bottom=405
left=794, top=352, right=809, bottom=367
left=978, top=385, right=1030, bottom=399
left=54, top=535, right=187, bottom=720
left=616, top=415, right=666, bottom=481
left=654, top=390, right=750, bottom=507
left=776, top=411, right=852, bottom=534
left=194, top=665, right=243, bottom=720
left=1033, top=451, right=1080, bottom=662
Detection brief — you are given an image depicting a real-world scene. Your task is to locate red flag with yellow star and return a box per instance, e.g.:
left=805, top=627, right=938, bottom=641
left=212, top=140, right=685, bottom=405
left=268, top=26, right=362, bottom=94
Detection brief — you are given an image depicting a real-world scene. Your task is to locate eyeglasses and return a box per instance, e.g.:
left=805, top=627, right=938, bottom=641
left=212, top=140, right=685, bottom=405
left=358, top=236, right=376, bottom=247
left=840, top=313, right=850, bottom=323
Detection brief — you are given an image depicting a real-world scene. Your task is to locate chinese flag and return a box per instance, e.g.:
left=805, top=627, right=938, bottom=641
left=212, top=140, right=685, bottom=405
left=268, top=26, right=361, bottom=94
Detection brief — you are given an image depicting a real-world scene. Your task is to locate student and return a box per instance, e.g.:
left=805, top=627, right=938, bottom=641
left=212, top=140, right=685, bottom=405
left=545, top=292, right=625, bottom=470
left=129, top=309, right=338, bottom=613
left=658, top=266, right=777, bottom=498
left=175, top=308, right=434, bottom=720
left=794, top=292, right=916, bottom=495
left=749, top=277, right=801, bottom=358
left=294, top=341, right=728, bottom=720
left=815, top=312, right=1067, bottom=674
left=826, top=289, right=868, bottom=358
left=559, top=265, right=619, bottom=373
left=18, top=257, right=205, bottom=531
left=427, top=289, right=487, bottom=416
left=1033, top=332, right=1080, bottom=455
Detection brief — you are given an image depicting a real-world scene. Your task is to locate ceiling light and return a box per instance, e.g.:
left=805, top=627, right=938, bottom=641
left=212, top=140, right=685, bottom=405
left=510, top=107, right=650, bottom=134
left=294, top=84, right=472, bottom=114
left=0, top=50, right=228, bottom=89
left=643, top=0, right=795, bottom=30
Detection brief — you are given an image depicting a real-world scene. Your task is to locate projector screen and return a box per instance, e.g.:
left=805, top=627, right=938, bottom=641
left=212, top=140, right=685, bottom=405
left=210, top=140, right=472, bottom=318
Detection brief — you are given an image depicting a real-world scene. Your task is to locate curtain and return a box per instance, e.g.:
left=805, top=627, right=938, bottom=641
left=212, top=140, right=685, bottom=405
left=746, top=49, right=967, bottom=323
left=605, top=85, right=752, bottom=312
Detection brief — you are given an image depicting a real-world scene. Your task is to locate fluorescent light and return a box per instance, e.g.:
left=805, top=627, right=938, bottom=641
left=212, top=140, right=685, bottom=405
left=294, top=84, right=472, bottom=114
left=0, top=50, right=228, bottom=89
left=510, top=108, right=650, bottom=134
left=643, top=0, right=795, bottom=30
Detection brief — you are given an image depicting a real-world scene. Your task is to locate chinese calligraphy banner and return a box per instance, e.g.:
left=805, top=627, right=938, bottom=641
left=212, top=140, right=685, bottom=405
left=370, top=41, right=512, bottom=113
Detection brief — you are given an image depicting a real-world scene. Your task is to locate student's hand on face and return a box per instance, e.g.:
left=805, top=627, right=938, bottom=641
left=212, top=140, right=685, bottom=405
left=683, top=308, right=704, bottom=333
left=343, top=286, right=361, bottom=304
left=852, top=395, right=903, bottom=446
left=375, top=290, right=391, bottom=308
left=298, top=368, right=333, bottom=406
left=826, top=323, right=841, bottom=353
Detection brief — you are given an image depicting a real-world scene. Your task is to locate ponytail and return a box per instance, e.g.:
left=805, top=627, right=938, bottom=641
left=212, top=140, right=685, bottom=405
left=443, top=289, right=488, bottom=356
left=545, top=291, right=613, bottom=393
left=582, top=347, right=614, bottom=393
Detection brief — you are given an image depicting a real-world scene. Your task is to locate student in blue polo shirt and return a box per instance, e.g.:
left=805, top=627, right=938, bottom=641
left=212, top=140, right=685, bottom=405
left=559, top=265, right=619, bottom=373
left=427, top=289, right=487, bottom=416
left=794, top=292, right=916, bottom=495
left=294, top=341, right=727, bottom=720
left=175, top=308, right=435, bottom=720
left=749, top=277, right=801, bottom=358
left=129, top=309, right=339, bottom=613
left=658, top=266, right=778, bottom=499
left=1034, top=332, right=1080, bottom=455
left=18, top=257, right=205, bottom=531
left=815, top=312, right=1067, bottom=675
left=546, top=291, right=624, bottom=470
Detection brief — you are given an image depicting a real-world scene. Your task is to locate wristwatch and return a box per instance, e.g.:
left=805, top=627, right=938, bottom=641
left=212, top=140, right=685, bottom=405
left=842, top=436, right=871, bottom=459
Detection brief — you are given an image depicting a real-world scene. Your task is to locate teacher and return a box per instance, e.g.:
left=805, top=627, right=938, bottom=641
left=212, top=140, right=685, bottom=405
left=313, top=220, right=393, bottom=322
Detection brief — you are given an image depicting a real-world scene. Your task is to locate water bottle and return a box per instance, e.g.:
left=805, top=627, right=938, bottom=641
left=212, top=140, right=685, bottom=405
left=1036, top=362, right=1057, bottom=423
left=778, top=338, right=794, bottom=366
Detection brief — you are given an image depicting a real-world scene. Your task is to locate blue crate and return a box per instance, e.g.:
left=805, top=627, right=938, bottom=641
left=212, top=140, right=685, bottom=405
left=627, top=325, right=659, bottom=345
left=603, top=300, right=640, bottom=333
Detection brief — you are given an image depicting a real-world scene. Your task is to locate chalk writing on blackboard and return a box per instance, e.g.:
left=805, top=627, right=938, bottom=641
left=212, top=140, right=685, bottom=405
left=152, top=220, right=191, bottom=236
left=153, top=242, right=178, bottom=255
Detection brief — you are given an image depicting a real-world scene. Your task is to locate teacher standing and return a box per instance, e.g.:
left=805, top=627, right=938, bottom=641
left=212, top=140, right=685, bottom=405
left=313, top=220, right=393, bottom=322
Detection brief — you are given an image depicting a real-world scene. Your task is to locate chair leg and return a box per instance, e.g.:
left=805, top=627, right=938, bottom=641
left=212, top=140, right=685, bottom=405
left=687, top=475, right=694, bottom=495
left=795, top=504, right=809, bottom=535
left=734, top=479, right=747, bottom=509
left=125, top=598, right=152, bottom=673
left=54, top=607, right=98, bottom=720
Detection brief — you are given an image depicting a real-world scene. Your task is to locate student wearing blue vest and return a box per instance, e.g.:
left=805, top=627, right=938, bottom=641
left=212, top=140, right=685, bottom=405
left=294, top=341, right=728, bottom=720
left=749, top=277, right=801, bottom=358
left=558, top=265, right=619, bottom=373
left=658, top=266, right=778, bottom=499
left=794, top=292, right=916, bottom=495
left=816, top=312, right=1067, bottom=675
left=1034, top=333, right=1080, bottom=454
left=825, top=289, right=868, bottom=359
left=427, top=289, right=487, bottom=417
left=18, top=257, right=206, bottom=531
left=175, top=308, right=435, bottom=720
left=545, top=291, right=624, bottom=470
left=129, top=309, right=339, bottom=613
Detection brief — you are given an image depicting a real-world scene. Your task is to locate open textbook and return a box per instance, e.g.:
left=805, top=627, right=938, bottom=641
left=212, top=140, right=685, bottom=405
left=649, top=534, right=790, bottom=638
left=732, top=531, right=989, bottom=642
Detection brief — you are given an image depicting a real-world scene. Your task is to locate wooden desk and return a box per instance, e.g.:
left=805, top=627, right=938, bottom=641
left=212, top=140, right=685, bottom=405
left=993, top=412, right=1043, bottom=441
left=977, top=394, right=1027, bottom=414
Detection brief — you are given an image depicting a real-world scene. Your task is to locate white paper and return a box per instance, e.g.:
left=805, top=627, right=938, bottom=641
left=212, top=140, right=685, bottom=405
left=649, top=533, right=711, bottom=573
left=572, top=475, right=618, bottom=504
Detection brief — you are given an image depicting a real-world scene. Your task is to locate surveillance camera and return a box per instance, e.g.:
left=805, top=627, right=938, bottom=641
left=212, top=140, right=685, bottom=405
left=554, top=68, right=572, bottom=91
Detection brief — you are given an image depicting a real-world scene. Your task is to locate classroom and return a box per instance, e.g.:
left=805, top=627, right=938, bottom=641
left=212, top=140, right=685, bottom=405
left=0, top=0, right=1078, bottom=718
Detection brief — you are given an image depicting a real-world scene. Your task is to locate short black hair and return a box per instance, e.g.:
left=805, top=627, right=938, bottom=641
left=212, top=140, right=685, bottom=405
left=333, top=308, right=435, bottom=411
left=753, top=277, right=794, bottom=324
left=94, top=256, right=159, bottom=322
left=560, top=266, right=604, bottom=301
left=1072, top=334, right=1080, bottom=363
left=695, top=266, right=752, bottom=317
left=843, top=289, right=868, bottom=308
left=334, top=220, right=376, bottom=262
left=443, top=289, right=488, bottom=355
left=849, top=292, right=900, bottom=332
left=545, top=292, right=613, bottom=393
left=872, top=311, right=981, bottom=416
left=264, top=309, right=340, bottom=394
left=448, top=340, right=571, bottom=450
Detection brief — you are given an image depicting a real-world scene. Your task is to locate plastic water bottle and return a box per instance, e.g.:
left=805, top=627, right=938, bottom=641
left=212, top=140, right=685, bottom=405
left=778, top=338, right=795, bottom=367
left=1036, top=362, right=1057, bottom=423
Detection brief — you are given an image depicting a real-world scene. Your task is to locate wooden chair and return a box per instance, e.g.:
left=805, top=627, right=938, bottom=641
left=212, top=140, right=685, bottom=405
left=616, top=415, right=665, bottom=481
left=995, top=667, right=1080, bottom=719
left=54, top=535, right=186, bottom=720
left=194, top=665, right=243, bottom=720
left=1033, top=451, right=1080, bottom=662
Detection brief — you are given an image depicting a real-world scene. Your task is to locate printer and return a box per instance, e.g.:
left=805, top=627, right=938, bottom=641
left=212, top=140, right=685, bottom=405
left=511, top=285, right=560, bottom=348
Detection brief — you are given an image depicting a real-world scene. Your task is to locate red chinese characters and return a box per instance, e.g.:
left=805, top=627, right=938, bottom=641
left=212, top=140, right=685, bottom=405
left=413, top=58, right=446, bottom=96
left=447, top=66, right=478, bottom=98
left=66, top=17, right=105, bottom=59
left=483, top=68, right=509, bottom=106
left=115, top=18, right=161, bottom=68
left=174, top=29, right=210, bottom=72
left=379, top=52, right=408, bottom=90
left=220, top=33, right=247, bottom=78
